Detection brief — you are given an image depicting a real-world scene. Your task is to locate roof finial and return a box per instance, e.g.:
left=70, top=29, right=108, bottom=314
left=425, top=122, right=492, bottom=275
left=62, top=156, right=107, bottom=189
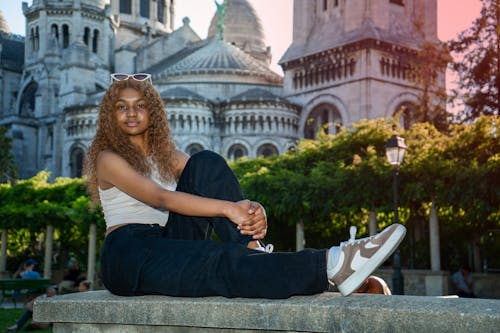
left=214, top=0, right=227, bottom=40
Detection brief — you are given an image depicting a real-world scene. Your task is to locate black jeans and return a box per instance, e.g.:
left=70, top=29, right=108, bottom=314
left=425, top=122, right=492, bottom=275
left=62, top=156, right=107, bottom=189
left=100, top=151, right=328, bottom=298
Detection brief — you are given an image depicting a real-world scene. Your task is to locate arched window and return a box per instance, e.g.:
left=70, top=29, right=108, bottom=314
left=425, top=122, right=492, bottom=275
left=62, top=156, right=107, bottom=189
left=257, top=144, right=279, bottom=158
left=62, top=24, right=70, bottom=48
left=51, top=24, right=59, bottom=41
left=83, top=27, right=90, bottom=46
left=304, top=103, right=342, bottom=139
left=120, top=0, right=132, bottom=14
left=394, top=102, right=417, bottom=130
left=186, top=143, right=204, bottom=156
left=70, top=147, right=85, bottom=178
left=92, top=29, right=99, bottom=53
left=157, top=0, right=165, bottom=23
left=19, top=82, right=38, bottom=117
left=228, top=144, right=248, bottom=160
left=140, top=0, right=150, bottom=18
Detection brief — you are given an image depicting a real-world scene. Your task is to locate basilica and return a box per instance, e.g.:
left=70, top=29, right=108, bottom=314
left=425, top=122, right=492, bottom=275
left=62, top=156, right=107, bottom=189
left=0, top=0, right=442, bottom=179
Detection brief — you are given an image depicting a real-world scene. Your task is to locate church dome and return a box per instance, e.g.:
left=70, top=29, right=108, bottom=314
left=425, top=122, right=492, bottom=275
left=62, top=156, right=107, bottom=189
left=207, top=0, right=269, bottom=62
left=152, top=38, right=281, bottom=85
left=0, top=10, right=10, bottom=33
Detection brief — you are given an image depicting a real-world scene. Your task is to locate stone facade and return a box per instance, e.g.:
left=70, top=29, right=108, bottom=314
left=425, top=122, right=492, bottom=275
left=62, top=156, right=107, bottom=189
left=0, top=0, right=442, bottom=179
left=280, top=0, right=443, bottom=138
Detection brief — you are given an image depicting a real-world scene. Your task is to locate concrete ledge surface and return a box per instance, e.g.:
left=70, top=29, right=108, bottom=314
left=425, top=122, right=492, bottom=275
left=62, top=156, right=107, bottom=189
left=34, top=290, right=500, bottom=333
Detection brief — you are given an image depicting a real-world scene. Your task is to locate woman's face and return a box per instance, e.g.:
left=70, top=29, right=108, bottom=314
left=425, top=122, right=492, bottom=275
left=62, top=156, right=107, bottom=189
left=114, top=87, right=150, bottom=142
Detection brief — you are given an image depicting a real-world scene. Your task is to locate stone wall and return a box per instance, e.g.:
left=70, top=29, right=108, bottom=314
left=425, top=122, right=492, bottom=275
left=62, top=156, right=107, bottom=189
left=33, top=290, right=500, bottom=333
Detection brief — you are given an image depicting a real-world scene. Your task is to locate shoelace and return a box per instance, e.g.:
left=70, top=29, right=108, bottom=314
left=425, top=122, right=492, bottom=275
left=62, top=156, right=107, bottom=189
left=255, top=242, right=274, bottom=253
left=342, top=225, right=368, bottom=246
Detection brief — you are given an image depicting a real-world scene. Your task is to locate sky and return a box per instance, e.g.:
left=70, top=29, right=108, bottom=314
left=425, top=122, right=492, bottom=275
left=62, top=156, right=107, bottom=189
left=0, top=0, right=483, bottom=76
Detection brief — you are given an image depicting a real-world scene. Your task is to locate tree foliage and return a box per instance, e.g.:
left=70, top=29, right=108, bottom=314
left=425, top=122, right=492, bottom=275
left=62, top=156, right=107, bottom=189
left=408, top=41, right=452, bottom=131
left=0, top=117, right=499, bottom=271
left=448, top=0, right=499, bottom=121
left=232, top=116, right=500, bottom=269
left=0, top=172, right=105, bottom=271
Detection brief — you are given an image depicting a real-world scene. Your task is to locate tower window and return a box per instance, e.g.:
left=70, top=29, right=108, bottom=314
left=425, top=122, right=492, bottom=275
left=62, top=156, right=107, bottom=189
left=62, top=24, right=69, bottom=48
left=30, top=28, right=35, bottom=51
left=120, top=0, right=132, bottom=14
left=140, top=0, right=150, bottom=18
left=51, top=24, right=59, bottom=41
left=323, top=0, right=328, bottom=11
left=157, top=0, right=165, bottom=23
left=83, top=27, right=90, bottom=46
left=390, top=0, right=404, bottom=5
left=35, top=26, right=39, bottom=51
left=334, top=0, right=339, bottom=6
left=92, top=29, right=99, bottom=53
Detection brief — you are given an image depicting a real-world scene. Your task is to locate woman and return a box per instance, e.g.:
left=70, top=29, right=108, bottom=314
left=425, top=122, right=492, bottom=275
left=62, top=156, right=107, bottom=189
left=84, top=73, right=406, bottom=299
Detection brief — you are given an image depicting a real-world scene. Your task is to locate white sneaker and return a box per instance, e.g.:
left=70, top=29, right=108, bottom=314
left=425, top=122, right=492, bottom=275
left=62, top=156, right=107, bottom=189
left=7, top=324, right=19, bottom=332
left=328, top=224, right=406, bottom=296
left=255, top=241, right=274, bottom=253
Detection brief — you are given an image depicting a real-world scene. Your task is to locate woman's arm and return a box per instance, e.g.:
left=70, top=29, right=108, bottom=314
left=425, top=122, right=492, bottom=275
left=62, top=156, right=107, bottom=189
left=97, top=150, right=266, bottom=235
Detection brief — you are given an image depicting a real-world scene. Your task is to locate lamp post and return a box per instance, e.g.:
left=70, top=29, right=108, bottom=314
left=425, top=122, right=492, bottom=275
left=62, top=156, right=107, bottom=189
left=385, top=134, right=407, bottom=295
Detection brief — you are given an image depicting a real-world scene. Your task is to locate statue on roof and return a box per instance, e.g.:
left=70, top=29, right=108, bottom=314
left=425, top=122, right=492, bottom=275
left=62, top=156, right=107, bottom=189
left=214, top=0, right=227, bottom=40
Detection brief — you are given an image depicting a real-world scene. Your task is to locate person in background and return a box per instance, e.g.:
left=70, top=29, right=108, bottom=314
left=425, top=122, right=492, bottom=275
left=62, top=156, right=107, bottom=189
left=77, top=279, right=92, bottom=292
left=451, top=264, right=477, bottom=298
left=58, top=258, right=85, bottom=293
left=6, top=286, right=57, bottom=332
left=13, top=259, right=41, bottom=280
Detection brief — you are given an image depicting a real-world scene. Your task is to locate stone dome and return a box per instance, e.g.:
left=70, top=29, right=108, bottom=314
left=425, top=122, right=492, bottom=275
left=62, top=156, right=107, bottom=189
left=207, top=0, right=267, bottom=58
left=0, top=10, right=10, bottom=33
left=153, top=38, right=281, bottom=85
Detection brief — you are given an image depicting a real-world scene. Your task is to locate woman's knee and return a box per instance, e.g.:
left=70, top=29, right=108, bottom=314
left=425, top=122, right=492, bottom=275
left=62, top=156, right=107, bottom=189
left=190, top=150, right=228, bottom=169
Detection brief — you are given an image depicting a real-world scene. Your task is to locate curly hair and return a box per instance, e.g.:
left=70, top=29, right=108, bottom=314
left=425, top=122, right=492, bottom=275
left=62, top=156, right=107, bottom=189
left=84, top=79, right=176, bottom=202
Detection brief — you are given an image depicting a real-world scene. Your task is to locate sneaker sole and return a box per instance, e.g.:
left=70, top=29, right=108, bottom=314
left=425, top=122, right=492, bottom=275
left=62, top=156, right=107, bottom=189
left=337, top=224, right=406, bottom=296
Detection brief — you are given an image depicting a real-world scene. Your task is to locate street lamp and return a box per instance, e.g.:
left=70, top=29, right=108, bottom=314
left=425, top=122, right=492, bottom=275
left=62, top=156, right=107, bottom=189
left=385, top=134, right=407, bottom=295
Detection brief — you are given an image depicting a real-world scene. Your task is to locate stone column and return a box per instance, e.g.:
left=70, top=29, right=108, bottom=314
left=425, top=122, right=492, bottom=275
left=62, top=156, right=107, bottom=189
left=296, top=220, right=305, bottom=251
left=429, top=201, right=441, bottom=271
left=0, top=229, right=7, bottom=271
left=44, top=224, right=54, bottom=278
left=368, top=211, right=377, bottom=236
left=87, top=224, right=97, bottom=289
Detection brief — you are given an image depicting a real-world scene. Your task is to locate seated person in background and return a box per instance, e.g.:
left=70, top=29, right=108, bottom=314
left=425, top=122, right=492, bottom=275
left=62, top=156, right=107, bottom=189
left=78, top=279, right=92, bottom=292
left=13, top=259, right=41, bottom=279
left=58, top=258, right=85, bottom=293
left=451, top=264, right=477, bottom=298
left=6, top=286, right=57, bottom=332
left=355, top=275, right=392, bottom=295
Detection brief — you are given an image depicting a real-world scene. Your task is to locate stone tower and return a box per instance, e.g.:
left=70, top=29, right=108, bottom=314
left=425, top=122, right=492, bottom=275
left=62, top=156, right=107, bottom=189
left=280, top=0, right=442, bottom=138
left=111, top=0, right=175, bottom=73
left=9, top=0, right=111, bottom=178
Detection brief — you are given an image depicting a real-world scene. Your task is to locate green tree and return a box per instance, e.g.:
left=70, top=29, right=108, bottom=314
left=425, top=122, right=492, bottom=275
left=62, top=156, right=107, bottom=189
left=407, top=41, right=452, bottom=131
left=0, top=126, right=17, bottom=183
left=448, top=0, right=499, bottom=121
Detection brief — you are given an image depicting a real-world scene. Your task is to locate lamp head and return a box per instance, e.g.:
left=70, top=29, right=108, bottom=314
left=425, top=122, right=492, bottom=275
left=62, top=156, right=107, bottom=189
left=385, top=135, right=407, bottom=166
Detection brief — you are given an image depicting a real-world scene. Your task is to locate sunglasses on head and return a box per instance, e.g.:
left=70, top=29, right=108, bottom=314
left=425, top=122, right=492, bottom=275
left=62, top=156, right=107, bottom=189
left=110, top=73, right=152, bottom=83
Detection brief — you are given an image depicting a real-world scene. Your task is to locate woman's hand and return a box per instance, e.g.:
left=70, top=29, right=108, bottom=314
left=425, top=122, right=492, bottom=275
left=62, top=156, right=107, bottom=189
left=226, top=200, right=268, bottom=239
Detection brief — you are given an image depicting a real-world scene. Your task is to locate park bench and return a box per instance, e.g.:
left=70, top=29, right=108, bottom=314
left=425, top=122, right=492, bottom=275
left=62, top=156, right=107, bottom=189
left=0, top=278, right=52, bottom=307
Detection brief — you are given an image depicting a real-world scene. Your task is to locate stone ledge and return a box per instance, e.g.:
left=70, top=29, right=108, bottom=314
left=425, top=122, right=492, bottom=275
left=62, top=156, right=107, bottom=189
left=34, top=290, right=500, bottom=333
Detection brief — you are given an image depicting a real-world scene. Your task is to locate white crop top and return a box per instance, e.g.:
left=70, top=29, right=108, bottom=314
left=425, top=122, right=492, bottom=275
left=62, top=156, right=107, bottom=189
left=98, top=169, right=177, bottom=228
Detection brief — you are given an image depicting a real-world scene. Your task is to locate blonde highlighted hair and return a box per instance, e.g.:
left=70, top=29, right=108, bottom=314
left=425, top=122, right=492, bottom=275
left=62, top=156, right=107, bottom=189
left=84, top=79, right=176, bottom=201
